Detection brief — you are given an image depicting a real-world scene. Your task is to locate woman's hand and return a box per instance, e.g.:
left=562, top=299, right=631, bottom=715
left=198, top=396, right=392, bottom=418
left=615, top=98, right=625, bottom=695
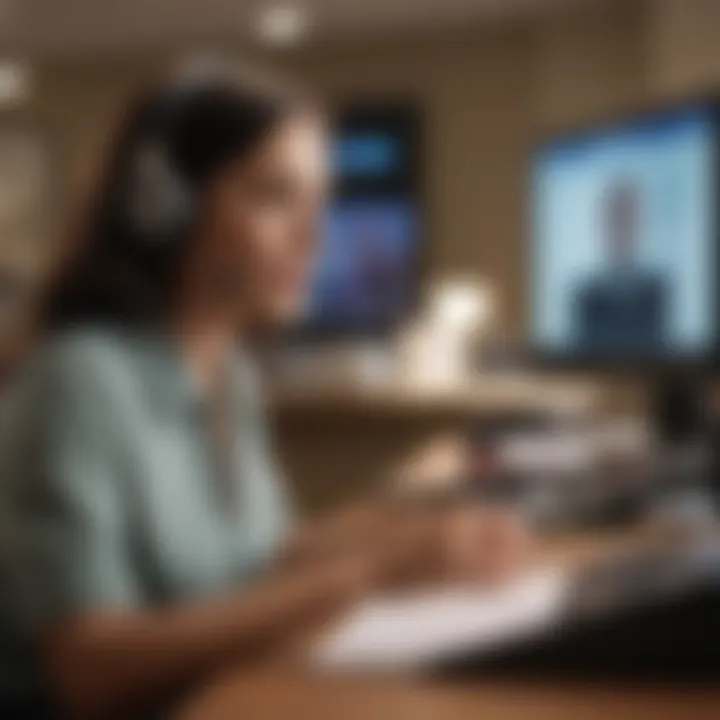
left=430, top=506, right=532, bottom=586
left=286, top=501, right=532, bottom=592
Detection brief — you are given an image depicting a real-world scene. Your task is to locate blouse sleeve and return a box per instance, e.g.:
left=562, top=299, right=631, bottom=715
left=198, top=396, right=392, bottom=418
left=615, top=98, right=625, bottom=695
left=4, top=337, right=143, bottom=634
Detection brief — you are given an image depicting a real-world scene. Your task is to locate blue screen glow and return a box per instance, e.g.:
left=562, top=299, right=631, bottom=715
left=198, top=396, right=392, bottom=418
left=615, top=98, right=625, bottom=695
left=532, top=105, right=716, bottom=359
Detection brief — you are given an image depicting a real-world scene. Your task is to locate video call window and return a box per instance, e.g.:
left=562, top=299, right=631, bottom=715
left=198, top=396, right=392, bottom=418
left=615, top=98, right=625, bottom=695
left=531, top=105, right=716, bottom=360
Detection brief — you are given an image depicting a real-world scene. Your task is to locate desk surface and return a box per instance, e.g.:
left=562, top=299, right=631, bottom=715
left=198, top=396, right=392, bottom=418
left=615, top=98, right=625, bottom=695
left=271, top=374, right=600, bottom=420
left=179, top=669, right=720, bottom=720
left=178, top=529, right=720, bottom=720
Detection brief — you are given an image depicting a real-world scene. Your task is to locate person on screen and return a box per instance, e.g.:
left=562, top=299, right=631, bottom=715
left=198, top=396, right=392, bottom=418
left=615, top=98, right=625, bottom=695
left=573, top=180, right=669, bottom=355
left=0, top=59, right=527, bottom=718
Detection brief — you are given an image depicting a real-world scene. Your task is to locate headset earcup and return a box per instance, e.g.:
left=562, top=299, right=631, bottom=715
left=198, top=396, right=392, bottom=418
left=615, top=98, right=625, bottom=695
left=127, top=142, right=193, bottom=238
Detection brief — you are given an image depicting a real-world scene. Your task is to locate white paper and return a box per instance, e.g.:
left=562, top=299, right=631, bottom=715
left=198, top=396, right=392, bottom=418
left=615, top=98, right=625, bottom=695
left=312, top=567, right=570, bottom=671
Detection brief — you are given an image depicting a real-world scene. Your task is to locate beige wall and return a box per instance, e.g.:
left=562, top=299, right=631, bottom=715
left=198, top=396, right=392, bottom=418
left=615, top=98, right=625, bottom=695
left=19, top=0, right=720, bottom=339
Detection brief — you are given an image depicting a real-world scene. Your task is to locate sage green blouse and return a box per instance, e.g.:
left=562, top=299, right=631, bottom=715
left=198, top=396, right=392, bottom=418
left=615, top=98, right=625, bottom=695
left=0, top=327, right=290, bottom=704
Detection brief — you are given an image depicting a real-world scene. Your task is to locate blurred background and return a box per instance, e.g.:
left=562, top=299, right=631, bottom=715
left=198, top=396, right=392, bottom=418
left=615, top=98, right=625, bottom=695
left=2, top=0, right=720, bottom=518
left=4, top=2, right=720, bottom=717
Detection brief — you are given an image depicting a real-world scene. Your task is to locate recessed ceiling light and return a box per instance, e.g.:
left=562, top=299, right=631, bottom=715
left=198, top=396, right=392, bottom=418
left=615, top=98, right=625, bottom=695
left=257, top=5, right=309, bottom=47
left=0, top=61, right=31, bottom=106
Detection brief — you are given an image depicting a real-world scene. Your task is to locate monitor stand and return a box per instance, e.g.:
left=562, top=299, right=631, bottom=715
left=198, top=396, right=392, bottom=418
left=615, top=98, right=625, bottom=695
left=649, top=371, right=720, bottom=508
left=649, top=371, right=709, bottom=447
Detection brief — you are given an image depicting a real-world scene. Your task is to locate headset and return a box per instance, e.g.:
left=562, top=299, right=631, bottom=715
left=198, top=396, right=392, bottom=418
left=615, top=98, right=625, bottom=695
left=125, top=138, right=192, bottom=240
left=122, top=72, right=252, bottom=301
left=124, top=76, right=202, bottom=242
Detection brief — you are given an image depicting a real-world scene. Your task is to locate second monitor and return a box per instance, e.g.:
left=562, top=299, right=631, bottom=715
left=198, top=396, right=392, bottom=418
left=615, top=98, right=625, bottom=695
left=531, top=102, right=717, bottom=365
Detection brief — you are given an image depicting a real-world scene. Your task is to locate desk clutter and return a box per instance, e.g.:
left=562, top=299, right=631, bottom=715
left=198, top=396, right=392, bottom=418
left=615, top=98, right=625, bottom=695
left=313, top=533, right=720, bottom=679
left=313, top=567, right=568, bottom=671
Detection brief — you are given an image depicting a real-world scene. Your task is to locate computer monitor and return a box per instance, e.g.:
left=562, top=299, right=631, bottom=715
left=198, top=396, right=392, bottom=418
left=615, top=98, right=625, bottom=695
left=299, top=106, right=423, bottom=338
left=530, top=102, right=717, bottom=368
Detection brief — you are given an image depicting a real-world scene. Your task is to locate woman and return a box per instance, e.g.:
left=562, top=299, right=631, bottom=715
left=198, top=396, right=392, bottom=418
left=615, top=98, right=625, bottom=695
left=0, top=60, right=526, bottom=718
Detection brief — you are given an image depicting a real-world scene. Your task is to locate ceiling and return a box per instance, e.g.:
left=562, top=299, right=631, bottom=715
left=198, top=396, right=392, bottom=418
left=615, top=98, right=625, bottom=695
left=0, top=0, right=606, bottom=59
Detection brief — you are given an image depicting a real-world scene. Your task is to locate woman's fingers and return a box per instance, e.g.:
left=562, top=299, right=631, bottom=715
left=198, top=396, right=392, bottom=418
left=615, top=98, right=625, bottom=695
left=441, top=507, right=533, bottom=585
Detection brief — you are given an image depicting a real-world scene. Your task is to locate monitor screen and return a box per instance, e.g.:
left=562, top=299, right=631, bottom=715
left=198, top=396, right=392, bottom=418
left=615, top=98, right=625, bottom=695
left=300, top=109, right=421, bottom=335
left=305, top=199, right=419, bottom=331
left=333, top=132, right=406, bottom=181
left=531, top=105, right=717, bottom=363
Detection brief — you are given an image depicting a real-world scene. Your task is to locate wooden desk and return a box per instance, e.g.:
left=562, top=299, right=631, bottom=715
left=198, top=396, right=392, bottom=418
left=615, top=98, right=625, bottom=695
left=178, top=529, right=720, bottom=720
left=272, top=374, right=600, bottom=421
left=274, top=375, right=601, bottom=511
left=179, top=670, right=720, bottom=720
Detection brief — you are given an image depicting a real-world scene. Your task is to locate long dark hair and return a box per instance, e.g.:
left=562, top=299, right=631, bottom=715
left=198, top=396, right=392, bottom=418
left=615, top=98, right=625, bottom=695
left=44, top=59, right=314, bottom=330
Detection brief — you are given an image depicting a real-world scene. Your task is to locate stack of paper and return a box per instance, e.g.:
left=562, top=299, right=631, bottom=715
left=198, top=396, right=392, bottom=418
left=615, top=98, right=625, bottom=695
left=313, top=567, right=570, bottom=671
